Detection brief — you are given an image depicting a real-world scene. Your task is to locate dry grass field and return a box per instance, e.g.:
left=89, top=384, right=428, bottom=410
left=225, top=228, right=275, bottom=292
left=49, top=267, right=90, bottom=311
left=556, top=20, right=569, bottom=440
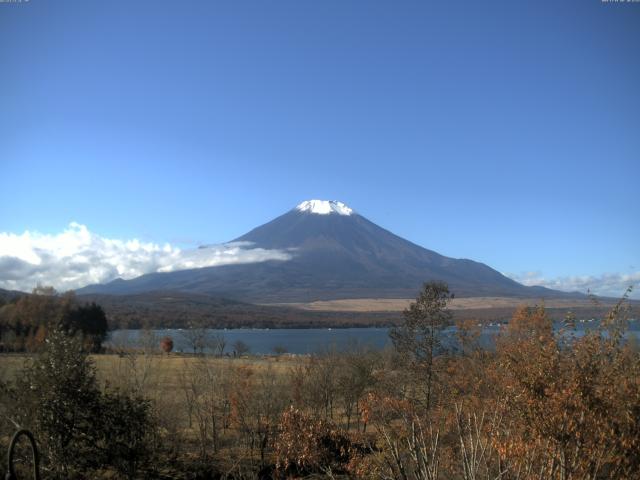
left=269, top=296, right=625, bottom=312
left=0, top=352, right=301, bottom=388
left=1, top=351, right=309, bottom=477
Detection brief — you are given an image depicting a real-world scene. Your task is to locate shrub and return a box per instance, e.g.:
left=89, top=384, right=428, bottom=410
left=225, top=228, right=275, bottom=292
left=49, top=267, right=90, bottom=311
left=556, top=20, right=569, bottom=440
left=97, top=391, right=156, bottom=479
left=15, top=328, right=102, bottom=477
left=274, top=406, right=357, bottom=476
left=11, top=327, right=157, bottom=478
left=160, top=336, right=174, bottom=353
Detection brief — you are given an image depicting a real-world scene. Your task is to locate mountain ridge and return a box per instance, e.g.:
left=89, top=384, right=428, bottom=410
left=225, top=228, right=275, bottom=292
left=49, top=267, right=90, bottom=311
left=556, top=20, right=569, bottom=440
left=77, top=200, right=582, bottom=302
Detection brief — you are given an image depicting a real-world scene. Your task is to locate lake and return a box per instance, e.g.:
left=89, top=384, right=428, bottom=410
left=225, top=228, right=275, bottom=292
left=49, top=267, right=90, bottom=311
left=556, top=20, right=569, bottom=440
left=108, top=320, right=639, bottom=355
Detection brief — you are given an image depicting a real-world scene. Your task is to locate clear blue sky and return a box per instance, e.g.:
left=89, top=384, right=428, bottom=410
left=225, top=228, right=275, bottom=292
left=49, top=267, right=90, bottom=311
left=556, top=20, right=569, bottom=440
left=1, top=1, right=639, bottom=295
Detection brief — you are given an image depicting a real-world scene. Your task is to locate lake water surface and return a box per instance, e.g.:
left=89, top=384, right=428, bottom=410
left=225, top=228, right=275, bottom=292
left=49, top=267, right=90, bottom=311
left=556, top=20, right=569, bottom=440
left=108, top=320, right=639, bottom=355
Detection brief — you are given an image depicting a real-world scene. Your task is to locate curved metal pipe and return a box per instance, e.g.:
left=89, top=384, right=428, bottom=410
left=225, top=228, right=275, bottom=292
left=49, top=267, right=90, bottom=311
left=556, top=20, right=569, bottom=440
left=5, top=429, right=40, bottom=480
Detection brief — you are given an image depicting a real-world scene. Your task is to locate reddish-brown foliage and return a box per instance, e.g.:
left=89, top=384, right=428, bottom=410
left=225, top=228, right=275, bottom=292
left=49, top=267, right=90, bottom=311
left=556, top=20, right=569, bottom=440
left=159, top=336, right=174, bottom=353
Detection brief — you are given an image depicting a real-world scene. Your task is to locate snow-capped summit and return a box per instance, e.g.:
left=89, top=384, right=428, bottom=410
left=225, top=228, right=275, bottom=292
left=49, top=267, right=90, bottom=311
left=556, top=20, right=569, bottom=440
left=296, top=200, right=353, bottom=216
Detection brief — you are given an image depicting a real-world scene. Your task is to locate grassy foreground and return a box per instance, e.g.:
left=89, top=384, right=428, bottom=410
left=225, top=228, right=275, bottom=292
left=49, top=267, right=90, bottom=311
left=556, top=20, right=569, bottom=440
left=0, top=352, right=300, bottom=386
left=1, top=351, right=310, bottom=478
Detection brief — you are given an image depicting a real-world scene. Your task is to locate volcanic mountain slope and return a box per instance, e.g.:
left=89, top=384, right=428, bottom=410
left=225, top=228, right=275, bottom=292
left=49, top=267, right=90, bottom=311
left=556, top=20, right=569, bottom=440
left=78, top=200, right=574, bottom=302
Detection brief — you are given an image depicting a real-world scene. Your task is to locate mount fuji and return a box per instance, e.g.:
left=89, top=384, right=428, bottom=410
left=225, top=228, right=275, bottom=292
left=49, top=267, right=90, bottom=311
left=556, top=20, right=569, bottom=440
left=78, top=200, right=571, bottom=302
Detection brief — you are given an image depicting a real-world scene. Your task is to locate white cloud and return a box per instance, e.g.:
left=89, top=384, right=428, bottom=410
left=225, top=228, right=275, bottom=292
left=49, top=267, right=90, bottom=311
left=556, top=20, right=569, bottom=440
left=507, top=270, right=640, bottom=299
left=0, top=223, right=293, bottom=292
